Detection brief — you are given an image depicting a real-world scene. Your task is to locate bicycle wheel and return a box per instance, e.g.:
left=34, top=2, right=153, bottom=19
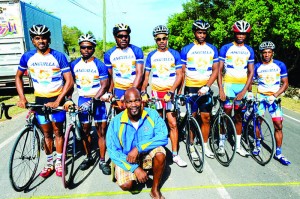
left=9, top=126, right=40, bottom=191
left=62, top=124, right=76, bottom=188
left=245, top=116, right=275, bottom=165
left=211, top=114, right=237, bottom=167
left=185, top=117, right=205, bottom=173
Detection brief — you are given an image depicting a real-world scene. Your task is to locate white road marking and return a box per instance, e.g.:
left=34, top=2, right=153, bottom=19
left=283, top=114, right=300, bottom=123
left=0, top=132, right=18, bottom=150
left=205, top=162, right=232, bottom=199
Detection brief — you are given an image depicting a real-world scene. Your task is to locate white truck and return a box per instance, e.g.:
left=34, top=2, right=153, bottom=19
left=0, top=0, right=68, bottom=89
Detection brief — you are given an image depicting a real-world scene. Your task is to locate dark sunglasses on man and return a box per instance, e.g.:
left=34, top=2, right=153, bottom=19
left=80, top=46, right=94, bottom=50
left=156, top=37, right=168, bottom=42
left=116, top=34, right=129, bottom=39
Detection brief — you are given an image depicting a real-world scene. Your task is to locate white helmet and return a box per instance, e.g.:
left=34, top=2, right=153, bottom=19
left=153, top=25, right=169, bottom=37
left=78, top=34, right=97, bottom=45
left=232, top=20, right=251, bottom=33
left=192, top=20, right=210, bottom=31
left=29, top=24, right=51, bottom=39
left=259, top=41, right=275, bottom=51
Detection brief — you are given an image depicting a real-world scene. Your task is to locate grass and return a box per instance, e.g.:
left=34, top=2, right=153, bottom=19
left=0, top=94, right=35, bottom=121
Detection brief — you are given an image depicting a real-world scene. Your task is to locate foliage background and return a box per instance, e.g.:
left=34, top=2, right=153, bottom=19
left=61, top=0, right=299, bottom=86
left=166, top=0, right=300, bottom=87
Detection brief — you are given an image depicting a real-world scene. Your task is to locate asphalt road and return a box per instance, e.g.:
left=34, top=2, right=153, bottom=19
left=1, top=86, right=300, bottom=199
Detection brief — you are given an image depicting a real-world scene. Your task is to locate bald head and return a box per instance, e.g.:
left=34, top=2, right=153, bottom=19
left=124, top=87, right=142, bottom=121
left=124, top=87, right=141, bottom=101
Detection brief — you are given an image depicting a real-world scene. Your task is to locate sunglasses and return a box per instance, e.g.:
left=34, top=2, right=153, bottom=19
left=116, top=34, right=129, bottom=39
left=156, top=37, right=168, bottom=42
left=80, top=46, right=94, bottom=50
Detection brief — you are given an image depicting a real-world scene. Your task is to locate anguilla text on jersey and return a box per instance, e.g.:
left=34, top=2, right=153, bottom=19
left=75, top=68, right=97, bottom=73
left=113, top=55, right=135, bottom=61
left=228, top=51, right=249, bottom=55
left=153, top=57, right=174, bottom=62
left=30, top=62, right=55, bottom=67
left=191, top=51, right=212, bottom=55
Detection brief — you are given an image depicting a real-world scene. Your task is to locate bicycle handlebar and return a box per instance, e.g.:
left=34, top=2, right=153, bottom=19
left=0, top=103, right=15, bottom=120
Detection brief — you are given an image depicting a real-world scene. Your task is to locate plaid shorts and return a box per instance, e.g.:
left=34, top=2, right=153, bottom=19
left=114, top=146, right=166, bottom=186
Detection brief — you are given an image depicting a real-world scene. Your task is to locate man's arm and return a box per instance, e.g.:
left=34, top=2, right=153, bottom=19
left=218, top=61, right=226, bottom=101
left=236, top=63, right=254, bottom=100
left=15, top=70, right=27, bottom=108
left=178, top=64, right=186, bottom=94
left=170, top=68, right=183, bottom=93
left=94, top=78, right=109, bottom=99
left=107, top=68, right=114, bottom=94
left=274, top=77, right=289, bottom=98
left=206, top=62, right=219, bottom=87
left=141, top=70, right=150, bottom=93
left=132, top=63, right=144, bottom=88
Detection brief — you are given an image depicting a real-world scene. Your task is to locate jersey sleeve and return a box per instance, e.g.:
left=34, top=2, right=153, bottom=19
left=132, top=45, right=144, bottom=64
left=212, top=45, right=219, bottom=63
left=180, top=46, right=188, bottom=64
left=278, top=61, right=288, bottom=78
left=104, top=51, right=112, bottom=70
left=18, top=53, right=29, bottom=72
left=219, top=45, right=227, bottom=62
left=247, top=46, right=255, bottom=64
left=95, top=59, right=109, bottom=81
left=145, top=51, right=155, bottom=72
left=172, top=49, right=182, bottom=70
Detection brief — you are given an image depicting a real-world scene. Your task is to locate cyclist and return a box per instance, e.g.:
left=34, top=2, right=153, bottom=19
left=180, top=20, right=219, bottom=159
left=103, top=23, right=144, bottom=102
left=67, top=34, right=111, bottom=174
left=252, top=41, right=290, bottom=165
left=107, top=87, right=168, bottom=199
left=15, top=24, right=74, bottom=178
left=141, top=25, right=187, bottom=167
left=218, top=20, right=254, bottom=157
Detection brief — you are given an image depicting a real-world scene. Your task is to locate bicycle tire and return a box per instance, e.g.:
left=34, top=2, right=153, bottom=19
left=185, top=117, right=205, bottom=173
left=9, top=126, right=40, bottom=191
left=245, top=116, right=275, bottom=165
left=211, top=113, right=237, bottom=167
left=62, top=124, right=76, bottom=188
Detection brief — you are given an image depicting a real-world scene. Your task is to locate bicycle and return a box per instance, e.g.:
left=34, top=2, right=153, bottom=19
left=3, top=103, right=64, bottom=192
left=174, top=93, right=205, bottom=173
left=210, top=96, right=237, bottom=167
left=241, top=98, right=275, bottom=166
left=61, top=103, right=86, bottom=188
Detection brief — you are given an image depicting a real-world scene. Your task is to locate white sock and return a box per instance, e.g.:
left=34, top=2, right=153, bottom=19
left=236, top=135, right=241, bottom=149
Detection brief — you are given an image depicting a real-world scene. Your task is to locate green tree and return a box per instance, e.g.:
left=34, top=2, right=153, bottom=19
left=167, top=0, right=300, bottom=86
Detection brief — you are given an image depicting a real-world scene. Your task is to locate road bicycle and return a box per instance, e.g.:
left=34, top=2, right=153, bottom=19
left=173, top=94, right=205, bottom=173
left=210, top=96, right=237, bottom=167
left=1, top=103, right=64, bottom=192
left=241, top=98, right=275, bottom=166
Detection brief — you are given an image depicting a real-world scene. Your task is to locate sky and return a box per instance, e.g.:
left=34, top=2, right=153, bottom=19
left=22, top=0, right=185, bottom=47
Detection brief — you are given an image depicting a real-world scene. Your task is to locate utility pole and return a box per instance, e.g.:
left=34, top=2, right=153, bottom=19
left=103, top=0, right=106, bottom=53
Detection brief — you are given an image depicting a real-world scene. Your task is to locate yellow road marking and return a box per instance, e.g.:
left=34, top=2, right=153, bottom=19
left=11, top=181, right=300, bottom=199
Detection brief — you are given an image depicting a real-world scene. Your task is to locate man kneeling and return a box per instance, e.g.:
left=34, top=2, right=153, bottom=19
left=107, top=87, right=168, bottom=199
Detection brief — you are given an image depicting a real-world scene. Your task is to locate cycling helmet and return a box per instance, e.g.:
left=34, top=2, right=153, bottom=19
left=78, top=34, right=97, bottom=45
left=259, top=41, right=275, bottom=51
left=29, top=24, right=51, bottom=39
left=232, top=20, right=251, bottom=33
left=153, top=25, right=169, bottom=37
left=113, top=23, right=131, bottom=36
left=192, top=20, right=210, bottom=31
